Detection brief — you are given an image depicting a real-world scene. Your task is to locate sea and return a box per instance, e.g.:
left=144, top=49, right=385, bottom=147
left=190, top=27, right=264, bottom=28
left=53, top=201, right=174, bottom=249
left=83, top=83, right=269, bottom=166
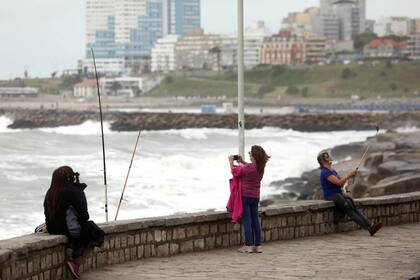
left=0, top=115, right=379, bottom=240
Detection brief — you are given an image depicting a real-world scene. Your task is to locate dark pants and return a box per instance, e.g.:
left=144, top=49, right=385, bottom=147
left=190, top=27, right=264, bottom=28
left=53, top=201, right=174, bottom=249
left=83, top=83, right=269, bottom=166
left=242, top=196, right=261, bottom=246
left=327, top=193, right=372, bottom=230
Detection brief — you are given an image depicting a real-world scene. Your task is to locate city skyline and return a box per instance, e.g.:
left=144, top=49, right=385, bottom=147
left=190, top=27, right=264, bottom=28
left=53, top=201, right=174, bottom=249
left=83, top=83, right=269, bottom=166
left=1, top=0, right=420, bottom=79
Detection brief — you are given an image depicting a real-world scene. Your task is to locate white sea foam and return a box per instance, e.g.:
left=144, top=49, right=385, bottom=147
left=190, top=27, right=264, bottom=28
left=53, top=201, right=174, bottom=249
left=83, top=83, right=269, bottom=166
left=395, top=126, right=419, bottom=133
left=0, top=116, right=14, bottom=133
left=39, top=121, right=113, bottom=135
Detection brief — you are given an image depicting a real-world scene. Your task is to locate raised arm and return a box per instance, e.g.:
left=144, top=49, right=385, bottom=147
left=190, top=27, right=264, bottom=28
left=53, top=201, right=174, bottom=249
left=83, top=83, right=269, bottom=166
left=228, top=155, right=235, bottom=169
left=327, top=169, right=357, bottom=187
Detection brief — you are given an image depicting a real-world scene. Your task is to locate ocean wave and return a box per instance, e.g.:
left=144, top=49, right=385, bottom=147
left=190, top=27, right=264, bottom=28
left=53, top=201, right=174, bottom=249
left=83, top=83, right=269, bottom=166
left=39, top=121, right=113, bottom=135
left=395, top=126, right=419, bottom=133
left=0, top=116, right=15, bottom=133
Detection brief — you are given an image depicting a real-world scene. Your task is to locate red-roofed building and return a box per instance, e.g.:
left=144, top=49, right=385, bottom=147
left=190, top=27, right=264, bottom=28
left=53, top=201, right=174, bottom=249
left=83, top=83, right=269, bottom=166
left=73, top=80, right=97, bottom=98
left=363, top=38, right=408, bottom=58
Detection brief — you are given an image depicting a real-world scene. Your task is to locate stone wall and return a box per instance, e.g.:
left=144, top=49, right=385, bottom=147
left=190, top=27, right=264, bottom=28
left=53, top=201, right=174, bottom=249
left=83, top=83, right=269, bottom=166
left=1, top=192, right=420, bottom=280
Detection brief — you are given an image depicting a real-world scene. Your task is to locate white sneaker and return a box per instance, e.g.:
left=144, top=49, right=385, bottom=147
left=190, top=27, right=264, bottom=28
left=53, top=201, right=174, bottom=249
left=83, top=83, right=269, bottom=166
left=254, top=246, right=263, bottom=253
left=237, top=246, right=253, bottom=253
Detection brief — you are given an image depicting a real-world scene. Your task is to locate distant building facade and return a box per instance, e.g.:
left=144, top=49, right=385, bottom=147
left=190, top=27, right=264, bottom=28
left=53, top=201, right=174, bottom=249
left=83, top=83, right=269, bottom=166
left=325, top=39, right=354, bottom=54
left=261, top=31, right=306, bottom=65
left=374, top=17, right=411, bottom=37
left=151, top=35, right=179, bottom=72
left=244, top=21, right=272, bottom=69
left=410, top=19, right=420, bottom=34
left=82, top=0, right=200, bottom=76
left=99, top=76, right=163, bottom=96
left=175, top=30, right=222, bottom=71
left=305, top=36, right=327, bottom=64
left=73, top=80, right=97, bottom=98
left=0, top=87, right=39, bottom=98
left=282, top=7, right=319, bottom=36
left=408, top=33, right=420, bottom=60
left=311, top=0, right=366, bottom=40
left=363, top=38, right=408, bottom=58
left=163, top=0, right=201, bottom=35
left=151, top=29, right=222, bottom=72
left=311, top=13, right=340, bottom=40
left=151, top=21, right=273, bottom=72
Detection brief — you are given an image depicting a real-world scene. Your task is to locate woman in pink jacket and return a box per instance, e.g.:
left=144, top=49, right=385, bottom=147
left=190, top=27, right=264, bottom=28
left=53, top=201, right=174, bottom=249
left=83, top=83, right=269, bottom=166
left=229, top=145, right=270, bottom=253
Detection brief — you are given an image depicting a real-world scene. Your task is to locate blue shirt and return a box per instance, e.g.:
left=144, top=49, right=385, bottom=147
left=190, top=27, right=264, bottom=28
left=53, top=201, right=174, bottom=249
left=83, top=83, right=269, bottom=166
left=320, top=167, right=343, bottom=199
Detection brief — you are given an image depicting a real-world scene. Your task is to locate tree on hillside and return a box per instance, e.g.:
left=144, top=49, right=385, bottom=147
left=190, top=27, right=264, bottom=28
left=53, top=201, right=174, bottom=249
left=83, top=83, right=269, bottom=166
left=286, top=85, right=299, bottom=95
left=110, top=81, right=122, bottom=96
left=341, top=68, right=356, bottom=79
left=383, top=35, right=410, bottom=42
left=209, top=46, right=221, bottom=72
left=256, top=83, right=274, bottom=98
left=271, top=65, right=286, bottom=78
left=353, top=32, right=378, bottom=51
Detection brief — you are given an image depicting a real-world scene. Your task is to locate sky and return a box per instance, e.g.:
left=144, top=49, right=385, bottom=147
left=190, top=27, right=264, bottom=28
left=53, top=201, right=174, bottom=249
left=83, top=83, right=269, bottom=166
left=1, top=0, right=420, bottom=79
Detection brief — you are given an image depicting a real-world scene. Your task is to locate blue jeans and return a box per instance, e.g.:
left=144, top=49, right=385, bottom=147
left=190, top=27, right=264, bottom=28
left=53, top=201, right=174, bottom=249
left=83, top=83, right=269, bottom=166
left=242, top=196, right=261, bottom=246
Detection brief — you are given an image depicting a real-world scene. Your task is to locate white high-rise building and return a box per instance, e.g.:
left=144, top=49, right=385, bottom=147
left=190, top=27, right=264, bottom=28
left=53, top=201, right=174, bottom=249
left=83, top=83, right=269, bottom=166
left=83, top=0, right=200, bottom=75
left=312, top=0, right=366, bottom=40
left=86, top=0, right=114, bottom=45
left=163, top=0, right=201, bottom=36
left=114, top=0, right=147, bottom=44
left=374, top=17, right=411, bottom=37
left=244, top=21, right=271, bottom=68
left=151, top=35, right=179, bottom=72
left=85, top=0, right=115, bottom=58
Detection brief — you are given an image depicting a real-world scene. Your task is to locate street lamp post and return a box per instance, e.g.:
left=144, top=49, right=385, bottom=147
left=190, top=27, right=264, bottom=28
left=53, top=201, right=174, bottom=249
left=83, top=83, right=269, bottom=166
left=237, top=0, right=245, bottom=157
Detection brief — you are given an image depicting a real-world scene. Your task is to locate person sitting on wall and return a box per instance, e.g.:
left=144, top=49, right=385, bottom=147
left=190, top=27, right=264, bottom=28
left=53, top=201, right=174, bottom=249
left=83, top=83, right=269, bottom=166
left=44, top=166, right=104, bottom=279
left=317, top=151, right=383, bottom=236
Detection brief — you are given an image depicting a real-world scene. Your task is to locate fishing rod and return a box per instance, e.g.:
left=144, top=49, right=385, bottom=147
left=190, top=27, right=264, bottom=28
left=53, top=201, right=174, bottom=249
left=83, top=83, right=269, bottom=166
left=115, top=130, right=142, bottom=221
left=91, top=48, right=109, bottom=222
left=356, top=125, right=380, bottom=171
left=348, top=125, right=380, bottom=187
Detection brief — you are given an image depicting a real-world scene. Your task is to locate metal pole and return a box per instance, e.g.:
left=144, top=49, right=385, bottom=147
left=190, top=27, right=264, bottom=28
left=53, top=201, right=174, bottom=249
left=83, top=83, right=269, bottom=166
left=91, top=48, right=108, bottom=223
left=237, top=0, right=245, bottom=157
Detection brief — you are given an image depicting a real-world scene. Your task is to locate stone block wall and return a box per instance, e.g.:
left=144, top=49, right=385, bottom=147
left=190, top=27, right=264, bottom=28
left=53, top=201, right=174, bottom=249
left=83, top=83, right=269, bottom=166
left=1, top=191, right=420, bottom=280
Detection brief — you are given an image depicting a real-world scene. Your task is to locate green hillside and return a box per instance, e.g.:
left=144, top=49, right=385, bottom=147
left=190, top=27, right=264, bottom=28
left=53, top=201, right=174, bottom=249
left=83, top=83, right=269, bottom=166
left=147, top=62, right=420, bottom=99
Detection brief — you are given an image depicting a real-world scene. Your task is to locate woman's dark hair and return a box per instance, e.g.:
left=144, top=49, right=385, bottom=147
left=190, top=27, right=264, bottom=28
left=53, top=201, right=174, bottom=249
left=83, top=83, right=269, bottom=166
left=251, top=145, right=270, bottom=176
left=317, top=151, right=329, bottom=168
left=46, top=166, right=77, bottom=219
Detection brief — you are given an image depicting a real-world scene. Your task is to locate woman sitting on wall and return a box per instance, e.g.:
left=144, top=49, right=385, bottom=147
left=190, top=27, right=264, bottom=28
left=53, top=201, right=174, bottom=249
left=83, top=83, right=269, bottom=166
left=44, top=166, right=104, bottom=279
left=317, top=151, right=383, bottom=236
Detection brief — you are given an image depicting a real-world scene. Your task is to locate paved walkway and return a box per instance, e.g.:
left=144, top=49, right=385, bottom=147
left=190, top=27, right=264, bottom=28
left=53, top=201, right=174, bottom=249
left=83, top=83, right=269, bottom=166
left=84, top=223, right=420, bottom=280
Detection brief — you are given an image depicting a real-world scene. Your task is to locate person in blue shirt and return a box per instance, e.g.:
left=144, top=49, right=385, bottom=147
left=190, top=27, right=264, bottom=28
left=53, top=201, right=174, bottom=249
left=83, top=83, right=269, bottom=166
left=317, top=150, right=383, bottom=236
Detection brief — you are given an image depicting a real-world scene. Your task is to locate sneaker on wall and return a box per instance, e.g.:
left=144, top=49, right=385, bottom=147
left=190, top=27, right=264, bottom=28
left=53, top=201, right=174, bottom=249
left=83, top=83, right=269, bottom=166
left=67, top=260, right=80, bottom=279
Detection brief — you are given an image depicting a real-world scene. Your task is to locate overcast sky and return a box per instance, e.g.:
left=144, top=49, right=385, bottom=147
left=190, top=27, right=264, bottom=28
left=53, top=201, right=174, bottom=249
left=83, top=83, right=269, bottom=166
left=1, top=0, right=420, bottom=79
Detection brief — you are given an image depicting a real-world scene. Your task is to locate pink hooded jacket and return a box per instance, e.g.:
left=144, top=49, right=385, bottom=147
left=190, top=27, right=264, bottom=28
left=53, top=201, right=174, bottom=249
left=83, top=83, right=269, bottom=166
left=226, top=166, right=243, bottom=223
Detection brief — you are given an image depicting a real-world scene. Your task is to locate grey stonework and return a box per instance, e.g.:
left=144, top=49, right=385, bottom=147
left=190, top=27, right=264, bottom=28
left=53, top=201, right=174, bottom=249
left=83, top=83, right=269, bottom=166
left=1, top=191, right=420, bottom=280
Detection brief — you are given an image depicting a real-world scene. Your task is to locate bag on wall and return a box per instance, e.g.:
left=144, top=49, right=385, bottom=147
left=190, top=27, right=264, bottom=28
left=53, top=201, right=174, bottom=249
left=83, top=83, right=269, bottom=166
left=66, top=205, right=81, bottom=238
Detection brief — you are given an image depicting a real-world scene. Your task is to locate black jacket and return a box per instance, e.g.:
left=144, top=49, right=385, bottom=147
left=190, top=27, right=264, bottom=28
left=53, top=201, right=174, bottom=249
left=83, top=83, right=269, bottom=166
left=44, top=183, right=89, bottom=235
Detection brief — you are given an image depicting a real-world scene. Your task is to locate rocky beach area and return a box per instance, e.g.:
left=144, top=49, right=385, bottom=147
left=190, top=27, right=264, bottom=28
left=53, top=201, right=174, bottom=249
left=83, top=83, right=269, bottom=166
left=263, top=129, right=420, bottom=206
